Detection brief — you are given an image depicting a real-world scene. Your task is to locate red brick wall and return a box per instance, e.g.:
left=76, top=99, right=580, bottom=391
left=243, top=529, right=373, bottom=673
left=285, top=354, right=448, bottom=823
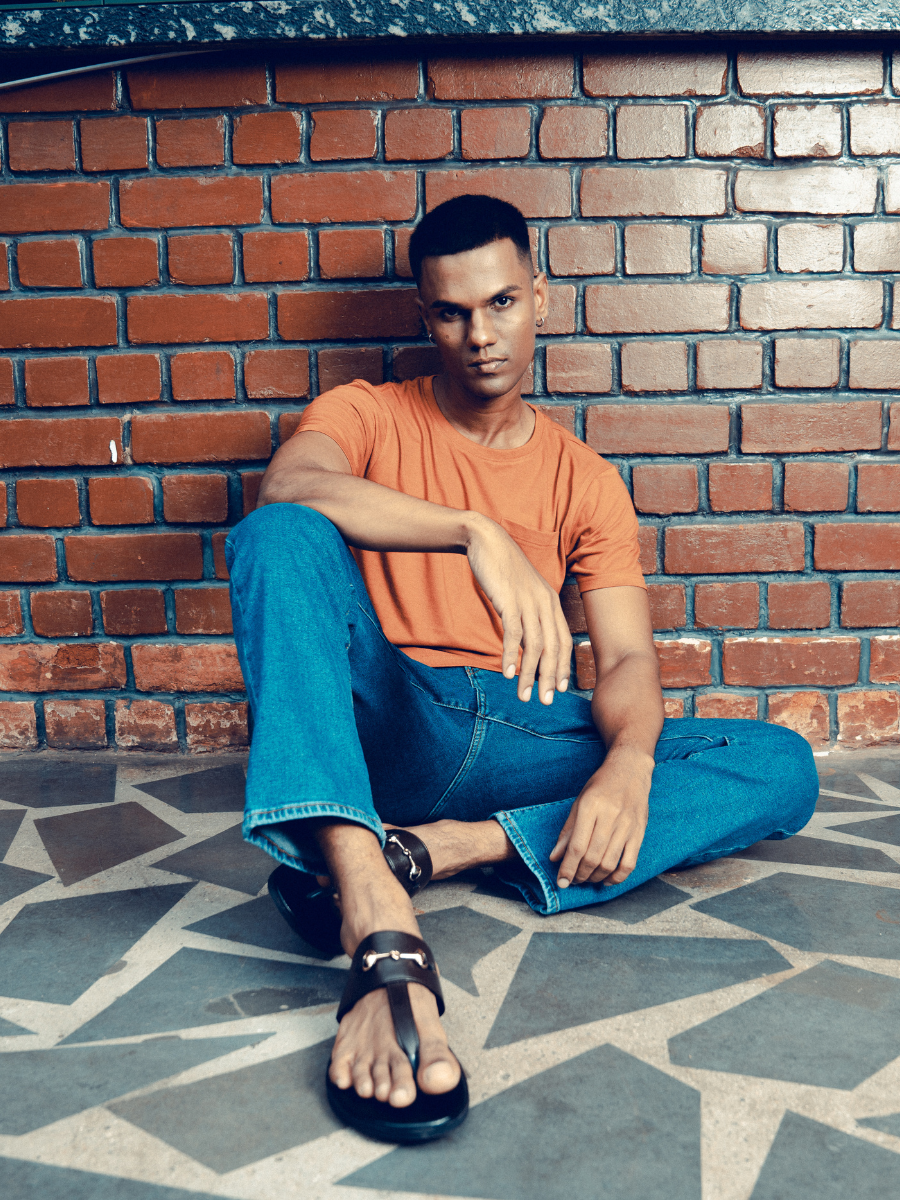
left=1, top=45, right=899, bottom=752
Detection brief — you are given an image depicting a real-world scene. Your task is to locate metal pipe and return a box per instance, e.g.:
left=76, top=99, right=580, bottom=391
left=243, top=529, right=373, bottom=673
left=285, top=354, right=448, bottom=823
left=0, top=47, right=222, bottom=92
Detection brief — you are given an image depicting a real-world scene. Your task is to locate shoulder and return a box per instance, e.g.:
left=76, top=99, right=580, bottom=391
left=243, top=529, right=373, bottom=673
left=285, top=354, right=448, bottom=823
left=536, top=407, right=616, bottom=479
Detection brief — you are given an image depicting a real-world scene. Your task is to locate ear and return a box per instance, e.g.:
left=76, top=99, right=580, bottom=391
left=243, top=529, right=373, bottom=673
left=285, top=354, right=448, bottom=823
left=532, top=271, right=549, bottom=323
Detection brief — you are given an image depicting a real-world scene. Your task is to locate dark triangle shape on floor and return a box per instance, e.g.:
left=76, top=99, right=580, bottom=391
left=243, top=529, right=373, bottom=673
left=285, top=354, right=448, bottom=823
left=668, top=959, right=900, bottom=1090
left=154, top=823, right=273, bottom=895
left=838, top=812, right=900, bottom=849
left=34, top=803, right=184, bottom=886
left=579, top=875, right=691, bottom=925
left=342, top=1044, right=701, bottom=1200
left=0, top=883, right=194, bottom=1004
left=109, top=1037, right=339, bottom=1173
left=0, top=1157, right=230, bottom=1200
left=184, top=894, right=324, bottom=957
left=134, top=766, right=246, bottom=814
left=0, top=807, right=26, bottom=858
left=691, top=872, right=900, bottom=958
left=817, top=768, right=881, bottom=800
left=484, top=932, right=790, bottom=1049
left=733, top=834, right=900, bottom=874
left=0, top=1015, right=31, bottom=1036
left=0, top=861, right=53, bottom=905
left=0, top=1034, right=270, bottom=1136
left=817, top=796, right=899, bottom=813
left=0, top=760, right=117, bottom=808
left=750, top=1111, right=900, bottom=1199
left=416, top=906, right=521, bottom=995
left=63, top=946, right=346, bottom=1043
left=858, top=1112, right=900, bottom=1138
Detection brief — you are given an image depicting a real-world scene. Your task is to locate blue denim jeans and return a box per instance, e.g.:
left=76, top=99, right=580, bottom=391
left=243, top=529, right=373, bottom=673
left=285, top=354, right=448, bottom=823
left=226, top=503, right=819, bottom=916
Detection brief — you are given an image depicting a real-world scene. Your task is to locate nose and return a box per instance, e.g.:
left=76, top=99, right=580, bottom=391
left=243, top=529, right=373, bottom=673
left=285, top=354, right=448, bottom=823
left=467, top=308, right=496, bottom=349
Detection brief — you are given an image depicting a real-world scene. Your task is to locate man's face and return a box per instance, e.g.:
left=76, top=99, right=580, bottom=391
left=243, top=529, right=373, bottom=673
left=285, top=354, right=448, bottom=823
left=416, top=238, right=548, bottom=402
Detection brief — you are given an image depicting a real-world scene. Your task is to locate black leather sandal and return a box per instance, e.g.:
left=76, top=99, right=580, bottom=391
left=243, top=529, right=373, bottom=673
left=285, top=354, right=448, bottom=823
left=325, top=930, right=469, bottom=1143
left=268, top=829, right=433, bottom=959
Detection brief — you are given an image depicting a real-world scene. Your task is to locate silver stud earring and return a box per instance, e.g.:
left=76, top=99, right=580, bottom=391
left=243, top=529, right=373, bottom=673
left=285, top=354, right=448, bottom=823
left=427, top=331, right=435, bottom=342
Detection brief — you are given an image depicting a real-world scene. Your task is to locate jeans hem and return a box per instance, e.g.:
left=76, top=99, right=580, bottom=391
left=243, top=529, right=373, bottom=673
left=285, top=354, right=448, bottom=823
left=243, top=802, right=385, bottom=875
left=493, top=811, right=560, bottom=916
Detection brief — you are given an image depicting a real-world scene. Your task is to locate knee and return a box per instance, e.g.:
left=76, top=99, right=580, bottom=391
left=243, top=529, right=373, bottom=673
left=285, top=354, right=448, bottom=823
left=754, top=721, right=819, bottom=829
left=227, top=503, right=340, bottom=567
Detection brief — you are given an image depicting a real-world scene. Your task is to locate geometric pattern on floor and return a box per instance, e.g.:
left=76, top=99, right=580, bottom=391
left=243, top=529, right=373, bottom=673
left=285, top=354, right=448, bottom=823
left=1, top=749, right=900, bottom=1200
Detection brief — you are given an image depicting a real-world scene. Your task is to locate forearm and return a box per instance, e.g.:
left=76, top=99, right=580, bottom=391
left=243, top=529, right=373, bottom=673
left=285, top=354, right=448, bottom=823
left=590, top=652, right=664, bottom=767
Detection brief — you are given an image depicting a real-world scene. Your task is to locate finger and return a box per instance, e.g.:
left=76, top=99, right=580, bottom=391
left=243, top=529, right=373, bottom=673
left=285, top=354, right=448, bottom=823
left=602, top=841, right=641, bottom=886
left=583, top=831, right=627, bottom=885
left=536, top=610, right=560, bottom=705
left=555, top=607, right=574, bottom=692
left=556, top=809, right=598, bottom=888
left=501, top=614, right=523, bottom=681
left=549, top=810, right=576, bottom=861
left=517, top=617, right=543, bottom=702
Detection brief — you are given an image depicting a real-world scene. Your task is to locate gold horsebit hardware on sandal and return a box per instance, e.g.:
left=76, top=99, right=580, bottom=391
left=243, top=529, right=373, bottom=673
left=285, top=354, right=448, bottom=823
left=386, top=834, right=422, bottom=883
left=361, top=949, right=430, bottom=972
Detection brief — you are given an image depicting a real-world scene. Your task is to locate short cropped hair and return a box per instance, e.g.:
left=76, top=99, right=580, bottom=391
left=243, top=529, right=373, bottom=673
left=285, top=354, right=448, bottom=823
left=408, top=194, right=531, bottom=283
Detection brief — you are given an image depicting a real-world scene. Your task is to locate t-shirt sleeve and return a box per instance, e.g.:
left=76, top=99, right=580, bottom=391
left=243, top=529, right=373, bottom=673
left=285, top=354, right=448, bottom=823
left=294, top=382, right=380, bottom=476
left=566, top=466, right=647, bottom=593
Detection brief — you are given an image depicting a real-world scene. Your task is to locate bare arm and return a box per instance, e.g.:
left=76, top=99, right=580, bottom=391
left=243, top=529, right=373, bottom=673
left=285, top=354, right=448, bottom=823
left=549, top=585, right=664, bottom=888
left=259, top=430, right=573, bottom=704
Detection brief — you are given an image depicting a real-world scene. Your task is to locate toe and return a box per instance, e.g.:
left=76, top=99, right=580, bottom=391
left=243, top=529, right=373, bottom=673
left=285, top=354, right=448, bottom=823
left=351, top=1056, right=376, bottom=1099
left=418, top=1040, right=461, bottom=1095
left=388, top=1051, right=417, bottom=1107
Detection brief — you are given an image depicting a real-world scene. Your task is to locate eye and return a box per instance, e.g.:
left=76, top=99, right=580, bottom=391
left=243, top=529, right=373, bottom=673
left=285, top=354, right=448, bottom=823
left=493, top=295, right=514, bottom=308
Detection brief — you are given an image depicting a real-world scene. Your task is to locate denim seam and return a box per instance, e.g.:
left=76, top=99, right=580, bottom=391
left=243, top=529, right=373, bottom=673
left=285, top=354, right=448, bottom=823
left=476, top=712, right=599, bottom=744
left=244, top=802, right=383, bottom=833
left=424, top=668, right=487, bottom=821
left=494, top=811, right=560, bottom=915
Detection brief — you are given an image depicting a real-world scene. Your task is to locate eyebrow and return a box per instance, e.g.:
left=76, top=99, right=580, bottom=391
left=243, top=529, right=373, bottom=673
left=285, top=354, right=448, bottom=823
left=428, top=283, right=524, bottom=310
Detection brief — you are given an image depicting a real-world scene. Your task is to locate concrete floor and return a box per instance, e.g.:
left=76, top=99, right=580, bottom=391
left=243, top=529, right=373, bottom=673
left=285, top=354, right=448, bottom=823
left=1, top=748, right=900, bottom=1199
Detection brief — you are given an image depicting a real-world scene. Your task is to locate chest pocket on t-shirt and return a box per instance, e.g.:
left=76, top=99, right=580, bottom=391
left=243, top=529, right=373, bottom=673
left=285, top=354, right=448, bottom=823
left=499, top=518, right=564, bottom=589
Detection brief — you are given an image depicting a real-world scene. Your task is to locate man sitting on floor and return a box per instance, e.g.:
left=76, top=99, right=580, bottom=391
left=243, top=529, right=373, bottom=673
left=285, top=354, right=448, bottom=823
left=225, top=193, right=818, bottom=1143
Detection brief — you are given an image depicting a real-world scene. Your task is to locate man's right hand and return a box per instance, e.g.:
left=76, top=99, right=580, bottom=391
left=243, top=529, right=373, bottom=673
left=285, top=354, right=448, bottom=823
left=465, top=516, right=572, bottom=705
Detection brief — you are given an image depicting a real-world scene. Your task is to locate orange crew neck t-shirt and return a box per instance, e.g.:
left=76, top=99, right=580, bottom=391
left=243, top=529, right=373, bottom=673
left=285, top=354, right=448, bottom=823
left=297, top=376, right=645, bottom=671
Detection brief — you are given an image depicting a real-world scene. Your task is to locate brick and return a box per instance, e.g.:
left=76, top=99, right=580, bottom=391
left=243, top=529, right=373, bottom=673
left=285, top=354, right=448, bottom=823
left=708, top=462, right=773, bottom=512
left=426, top=167, right=570, bottom=218
left=695, top=104, right=765, bottom=157
left=114, top=699, right=178, bottom=751
left=30, top=590, right=92, bottom=637
left=742, top=402, right=882, bottom=453
left=837, top=690, right=900, bottom=746
left=8, top=120, right=74, bottom=172
left=638, top=526, right=658, bottom=574
left=533, top=405, right=575, bottom=436
left=127, top=64, right=267, bottom=110
left=0, top=296, right=116, bottom=350
left=0, top=417, right=121, bottom=469
left=24, top=357, right=89, bottom=408
left=168, top=352, right=236, bottom=402
left=120, top=177, right=263, bottom=229
left=648, top=584, right=687, bottom=629
left=244, top=348, right=309, bottom=399
left=850, top=102, right=900, bottom=155
left=857, top=463, right=900, bottom=512
left=242, top=231, right=308, bottom=283
left=738, top=52, right=882, bottom=96
left=162, top=475, right=228, bottom=524
left=624, top=224, right=691, bottom=275
left=0, top=485, right=5, bottom=526
left=131, top=411, right=271, bottom=464
left=871, top=636, right=900, bottom=682
left=276, top=59, right=418, bottom=103
left=428, top=54, right=573, bottom=100
left=232, top=111, right=302, bottom=164
left=547, top=225, right=615, bottom=276
left=0, top=245, right=7, bottom=291
left=632, top=464, right=697, bottom=514
left=81, top=117, right=148, bottom=172
left=774, top=338, right=841, bottom=388
left=44, top=699, right=107, bottom=749
left=545, top=343, right=612, bottom=394
left=656, top=639, right=712, bottom=687
left=310, top=109, right=378, bottom=161
left=616, top=104, right=687, bottom=159
left=0, top=359, right=13, bottom=406
left=88, top=476, right=154, bottom=526
left=849, top=340, right=900, bottom=389
left=855, top=223, right=900, bottom=272
left=461, top=107, right=531, bottom=160
left=0, top=641, right=126, bottom=691
left=586, top=404, right=729, bottom=454
left=696, top=579, right=764, bottom=627
left=773, top=104, right=842, bottom=158
left=784, top=462, right=849, bottom=512
left=167, top=234, right=233, bottom=287
left=17, top=239, right=82, bottom=288
left=816, top=523, right=900, bottom=571
left=0, top=592, right=23, bottom=636
left=768, top=581, right=832, bottom=629
left=101, top=588, right=167, bottom=636
left=319, top=228, right=384, bottom=279
left=318, top=347, right=383, bottom=392
left=96, top=354, right=161, bottom=405
left=695, top=693, right=758, bottom=719
left=735, top=166, right=877, bottom=215
left=842, top=580, right=900, bottom=628
left=768, top=691, right=830, bottom=746
left=0, top=73, right=115, bottom=114
left=0, top=702, right=37, bottom=749
left=724, top=635, right=859, bottom=686
left=742, top=279, right=882, bottom=331
left=539, top=285, right=573, bottom=337
left=132, top=642, right=244, bottom=692
left=0, top=181, right=109, bottom=235
left=583, top=53, right=727, bottom=97
left=697, top=340, right=763, bottom=390
left=666, top=524, right=805, bottom=574
left=539, top=106, right=608, bottom=159
left=777, top=223, right=843, bottom=273
left=278, top=288, right=419, bottom=341
left=212, top=531, right=229, bottom=580
left=128, top=294, right=268, bottom=346
left=272, top=170, right=416, bottom=224
left=66, top=533, right=202, bottom=582
left=582, top=167, right=726, bottom=218
left=242, top=472, right=264, bottom=515
left=663, top=697, right=685, bottom=717
left=586, top=283, right=729, bottom=334
left=392, top=346, right=443, bottom=382
left=385, top=109, right=453, bottom=161
left=185, top=701, right=249, bottom=751
left=16, top=477, right=80, bottom=527
left=701, top=223, right=768, bottom=275
left=93, top=237, right=159, bottom=288
left=621, top=341, right=688, bottom=393
left=561, top=582, right=587, bottom=633
left=174, top=587, right=232, bottom=634
left=891, top=404, right=900, bottom=450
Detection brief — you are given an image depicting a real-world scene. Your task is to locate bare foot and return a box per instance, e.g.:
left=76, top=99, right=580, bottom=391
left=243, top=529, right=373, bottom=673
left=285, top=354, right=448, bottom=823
left=385, top=818, right=516, bottom=881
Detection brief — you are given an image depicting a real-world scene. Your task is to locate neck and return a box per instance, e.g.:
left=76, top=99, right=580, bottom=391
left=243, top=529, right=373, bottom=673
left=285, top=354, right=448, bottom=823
left=432, top=374, right=535, bottom=449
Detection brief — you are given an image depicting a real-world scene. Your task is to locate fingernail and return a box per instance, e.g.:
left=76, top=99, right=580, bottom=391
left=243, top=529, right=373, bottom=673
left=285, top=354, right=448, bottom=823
left=558, top=877, right=569, bottom=889
left=523, top=687, right=532, bottom=702
left=543, top=690, right=553, bottom=704
left=558, top=679, right=568, bottom=692
left=505, top=665, right=516, bottom=679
